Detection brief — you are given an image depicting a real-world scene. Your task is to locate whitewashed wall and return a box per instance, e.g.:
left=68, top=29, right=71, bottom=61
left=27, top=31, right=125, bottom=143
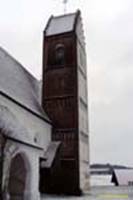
left=0, top=94, right=51, bottom=151
left=76, top=15, right=90, bottom=192
left=3, top=139, right=42, bottom=200
left=0, top=93, right=52, bottom=199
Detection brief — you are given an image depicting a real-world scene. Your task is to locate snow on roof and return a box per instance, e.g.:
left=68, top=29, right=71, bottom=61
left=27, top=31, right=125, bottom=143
left=114, top=169, right=133, bottom=185
left=0, top=47, right=49, bottom=121
left=45, top=12, right=77, bottom=36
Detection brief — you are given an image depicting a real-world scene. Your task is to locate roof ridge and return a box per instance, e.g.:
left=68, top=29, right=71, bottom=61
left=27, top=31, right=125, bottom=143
left=0, top=46, right=38, bottom=82
left=52, top=11, right=76, bottom=19
left=0, top=46, right=41, bottom=99
left=0, top=46, right=50, bottom=121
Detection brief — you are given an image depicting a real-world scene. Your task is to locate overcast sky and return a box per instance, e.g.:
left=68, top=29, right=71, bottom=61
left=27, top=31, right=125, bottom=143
left=0, top=0, right=133, bottom=166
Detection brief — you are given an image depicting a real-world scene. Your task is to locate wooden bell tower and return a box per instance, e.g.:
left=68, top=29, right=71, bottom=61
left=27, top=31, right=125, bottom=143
left=42, top=10, right=90, bottom=194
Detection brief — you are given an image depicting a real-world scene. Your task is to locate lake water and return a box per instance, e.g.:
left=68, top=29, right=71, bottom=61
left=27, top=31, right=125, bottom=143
left=41, top=186, right=133, bottom=200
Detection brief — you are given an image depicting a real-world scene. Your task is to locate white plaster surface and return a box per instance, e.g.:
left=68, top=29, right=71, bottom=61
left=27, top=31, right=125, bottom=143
left=0, top=93, right=51, bottom=200
left=0, top=94, right=51, bottom=150
left=3, top=139, right=42, bottom=200
left=76, top=15, right=90, bottom=192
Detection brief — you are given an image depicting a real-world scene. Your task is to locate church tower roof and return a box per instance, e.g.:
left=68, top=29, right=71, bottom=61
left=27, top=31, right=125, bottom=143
left=44, top=10, right=80, bottom=36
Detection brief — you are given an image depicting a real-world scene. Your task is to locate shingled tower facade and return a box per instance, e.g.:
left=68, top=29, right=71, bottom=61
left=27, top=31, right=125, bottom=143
left=42, top=10, right=89, bottom=194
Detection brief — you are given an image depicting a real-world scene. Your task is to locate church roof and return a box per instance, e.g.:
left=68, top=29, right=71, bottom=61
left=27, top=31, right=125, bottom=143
left=0, top=47, right=50, bottom=121
left=112, top=169, right=133, bottom=186
left=42, top=141, right=61, bottom=168
left=45, top=11, right=80, bottom=36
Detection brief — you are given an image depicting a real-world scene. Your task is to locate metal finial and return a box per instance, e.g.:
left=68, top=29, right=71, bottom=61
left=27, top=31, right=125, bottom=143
left=62, top=0, right=68, bottom=14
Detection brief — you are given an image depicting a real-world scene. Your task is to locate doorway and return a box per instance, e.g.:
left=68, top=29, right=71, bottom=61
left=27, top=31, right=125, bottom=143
left=8, top=154, right=27, bottom=200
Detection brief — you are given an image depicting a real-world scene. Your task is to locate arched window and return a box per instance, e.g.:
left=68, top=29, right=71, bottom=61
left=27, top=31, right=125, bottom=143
left=55, top=44, right=65, bottom=65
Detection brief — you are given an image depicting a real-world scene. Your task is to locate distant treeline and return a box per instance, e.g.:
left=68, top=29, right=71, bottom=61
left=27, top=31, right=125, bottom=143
left=90, top=163, right=133, bottom=175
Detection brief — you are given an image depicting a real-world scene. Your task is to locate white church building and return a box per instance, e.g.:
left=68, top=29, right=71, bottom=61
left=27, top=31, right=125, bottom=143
left=0, top=10, right=90, bottom=200
left=0, top=46, right=52, bottom=200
